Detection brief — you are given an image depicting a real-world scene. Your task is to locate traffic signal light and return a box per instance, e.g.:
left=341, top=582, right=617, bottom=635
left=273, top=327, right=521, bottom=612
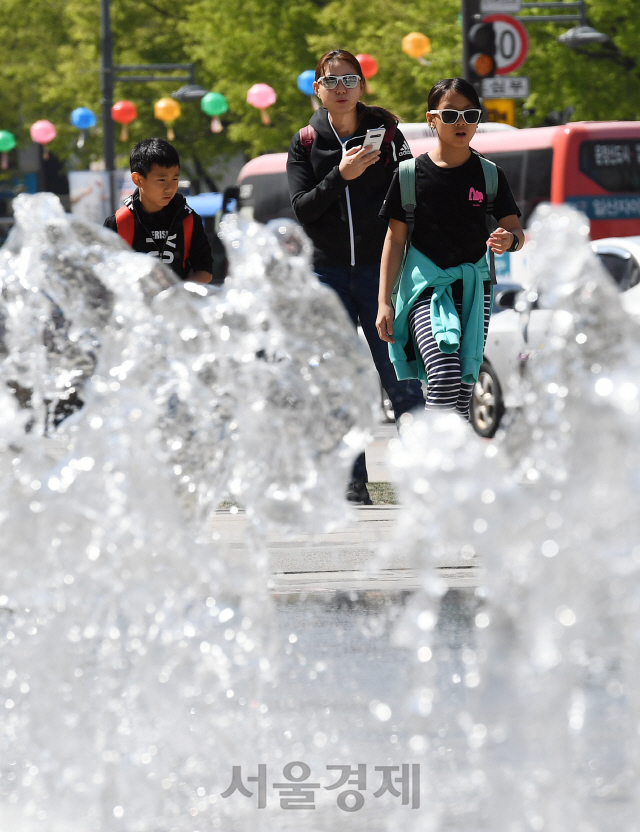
left=461, top=0, right=498, bottom=96
left=467, top=22, right=496, bottom=83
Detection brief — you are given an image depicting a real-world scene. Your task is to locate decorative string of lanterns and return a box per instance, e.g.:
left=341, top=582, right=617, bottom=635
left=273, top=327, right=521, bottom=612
left=3, top=48, right=439, bottom=166
left=70, top=107, right=97, bottom=148
left=30, top=120, right=57, bottom=160
left=402, top=32, right=432, bottom=65
left=247, top=84, right=277, bottom=126
left=111, top=100, right=137, bottom=141
left=201, top=92, right=228, bottom=133
left=0, top=131, right=16, bottom=169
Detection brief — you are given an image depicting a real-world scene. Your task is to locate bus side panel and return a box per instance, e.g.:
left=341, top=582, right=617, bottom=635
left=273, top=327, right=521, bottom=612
left=550, top=128, right=572, bottom=204
left=552, top=124, right=640, bottom=238
left=589, top=218, right=640, bottom=241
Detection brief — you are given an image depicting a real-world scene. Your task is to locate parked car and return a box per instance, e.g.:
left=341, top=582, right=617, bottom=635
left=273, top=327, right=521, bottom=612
left=470, top=236, right=640, bottom=437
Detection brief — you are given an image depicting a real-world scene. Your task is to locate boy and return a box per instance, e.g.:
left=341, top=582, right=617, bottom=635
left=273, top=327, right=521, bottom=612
left=104, top=138, right=213, bottom=283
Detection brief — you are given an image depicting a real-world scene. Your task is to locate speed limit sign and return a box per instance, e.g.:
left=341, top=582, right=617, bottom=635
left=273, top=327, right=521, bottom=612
left=483, top=13, right=529, bottom=75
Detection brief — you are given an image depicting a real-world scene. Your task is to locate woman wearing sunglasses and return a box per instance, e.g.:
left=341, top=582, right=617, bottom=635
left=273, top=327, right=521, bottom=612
left=287, top=49, right=424, bottom=505
left=377, top=77, right=524, bottom=419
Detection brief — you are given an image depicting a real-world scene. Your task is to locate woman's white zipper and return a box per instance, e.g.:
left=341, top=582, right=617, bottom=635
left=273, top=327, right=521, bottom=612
left=329, top=117, right=356, bottom=267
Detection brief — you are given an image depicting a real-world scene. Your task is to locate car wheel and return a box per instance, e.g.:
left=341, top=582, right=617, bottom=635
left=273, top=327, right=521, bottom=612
left=470, top=361, right=504, bottom=438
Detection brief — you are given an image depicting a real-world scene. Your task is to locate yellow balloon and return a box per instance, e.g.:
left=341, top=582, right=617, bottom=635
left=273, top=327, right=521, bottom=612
left=402, top=32, right=431, bottom=59
left=154, top=97, right=181, bottom=124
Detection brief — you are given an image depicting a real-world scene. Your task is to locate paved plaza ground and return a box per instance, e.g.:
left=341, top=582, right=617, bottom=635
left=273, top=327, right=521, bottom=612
left=213, top=423, right=481, bottom=594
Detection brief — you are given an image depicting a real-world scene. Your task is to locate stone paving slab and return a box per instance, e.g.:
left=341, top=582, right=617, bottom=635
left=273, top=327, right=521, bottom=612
left=212, top=506, right=481, bottom=593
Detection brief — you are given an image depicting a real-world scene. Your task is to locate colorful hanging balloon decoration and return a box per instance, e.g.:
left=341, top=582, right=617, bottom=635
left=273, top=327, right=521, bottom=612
left=0, top=130, right=16, bottom=170
left=154, top=97, right=181, bottom=140
left=247, top=83, right=277, bottom=126
left=30, top=120, right=57, bottom=160
left=402, top=32, right=432, bottom=65
left=201, top=92, right=228, bottom=134
left=297, top=70, right=319, bottom=111
left=111, top=100, right=137, bottom=142
left=70, top=107, right=96, bottom=149
left=356, top=53, right=378, bottom=93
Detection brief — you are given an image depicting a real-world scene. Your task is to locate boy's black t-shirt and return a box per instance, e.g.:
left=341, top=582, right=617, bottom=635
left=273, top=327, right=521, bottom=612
left=379, top=151, right=520, bottom=270
left=104, top=191, right=213, bottom=279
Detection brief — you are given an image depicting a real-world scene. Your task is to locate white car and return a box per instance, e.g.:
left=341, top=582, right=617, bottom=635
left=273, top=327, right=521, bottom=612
left=470, top=236, right=640, bottom=437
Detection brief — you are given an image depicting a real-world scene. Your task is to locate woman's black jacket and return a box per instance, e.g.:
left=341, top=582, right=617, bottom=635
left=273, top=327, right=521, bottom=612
left=287, top=105, right=412, bottom=269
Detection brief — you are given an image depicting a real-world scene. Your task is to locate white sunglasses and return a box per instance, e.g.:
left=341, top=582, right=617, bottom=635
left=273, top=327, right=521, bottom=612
left=429, top=109, right=482, bottom=125
left=318, top=74, right=362, bottom=90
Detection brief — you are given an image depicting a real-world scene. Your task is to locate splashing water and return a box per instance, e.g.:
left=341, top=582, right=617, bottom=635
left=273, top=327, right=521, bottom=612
left=3, top=194, right=639, bottom=832
left=386, top=204, right=640, bottom=831
left=0, top=194, right=377, bottom=831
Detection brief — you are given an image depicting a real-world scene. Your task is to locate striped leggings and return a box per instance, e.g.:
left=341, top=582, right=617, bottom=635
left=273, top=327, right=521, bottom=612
left=408, top=283, right=492, bottom=417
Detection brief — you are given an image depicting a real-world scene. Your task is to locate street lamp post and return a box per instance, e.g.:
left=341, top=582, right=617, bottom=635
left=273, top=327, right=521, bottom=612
left=99, top=0, right=196, bottom=215
left=100, top=0, right=116, bottom=214
left=518, top=1, right=608, bottom=45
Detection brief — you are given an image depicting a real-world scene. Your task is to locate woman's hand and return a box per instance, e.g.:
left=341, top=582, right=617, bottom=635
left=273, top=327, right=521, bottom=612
left=376, top=302, right=395, bottom=344
left=339, top=145, right=381, bottom=181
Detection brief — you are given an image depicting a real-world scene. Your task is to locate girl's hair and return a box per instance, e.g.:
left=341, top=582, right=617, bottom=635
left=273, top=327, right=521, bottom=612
left=427, top=78, right=482, bottom=112
left=314, top=49, right=399, bottom=129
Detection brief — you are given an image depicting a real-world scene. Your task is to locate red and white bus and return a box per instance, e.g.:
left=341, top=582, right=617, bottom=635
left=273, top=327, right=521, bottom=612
left=237, top=121, right=640, bottom=242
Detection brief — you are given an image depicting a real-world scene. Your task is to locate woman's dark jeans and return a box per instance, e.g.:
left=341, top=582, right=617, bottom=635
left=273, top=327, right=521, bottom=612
left=316, top=264, right=424, bottom=482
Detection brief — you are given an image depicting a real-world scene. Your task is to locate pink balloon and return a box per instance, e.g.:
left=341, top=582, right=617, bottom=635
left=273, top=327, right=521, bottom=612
left=30, top=120, right=57, bottom=145
left=247, top=83, right=277, bottom=110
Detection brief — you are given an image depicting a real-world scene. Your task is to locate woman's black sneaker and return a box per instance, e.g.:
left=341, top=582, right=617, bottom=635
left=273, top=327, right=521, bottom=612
left=346, top=478, right=373, bottom=505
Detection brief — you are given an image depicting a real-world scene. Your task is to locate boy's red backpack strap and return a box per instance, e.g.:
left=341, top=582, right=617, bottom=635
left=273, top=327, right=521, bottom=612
left=299, top=124, right=316, bottom=157
left=182, top=213, right=194, bottom=269
left=115, top=205, right=135, bottom=246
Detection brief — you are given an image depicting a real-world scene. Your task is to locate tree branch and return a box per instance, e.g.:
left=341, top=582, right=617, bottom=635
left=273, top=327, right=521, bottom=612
left=135, top=0, right=187, bottom=22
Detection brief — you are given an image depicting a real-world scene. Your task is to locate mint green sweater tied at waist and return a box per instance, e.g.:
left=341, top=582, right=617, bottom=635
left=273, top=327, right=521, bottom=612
left=389, top=246, right=492, bottom=385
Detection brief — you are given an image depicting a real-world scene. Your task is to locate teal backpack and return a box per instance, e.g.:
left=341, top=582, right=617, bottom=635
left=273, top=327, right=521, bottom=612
left=393, top=152, right=498, bottom=306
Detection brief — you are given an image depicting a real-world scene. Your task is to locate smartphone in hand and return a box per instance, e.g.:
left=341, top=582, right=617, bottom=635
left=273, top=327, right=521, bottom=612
left=363, top=128, right=384, bottom=152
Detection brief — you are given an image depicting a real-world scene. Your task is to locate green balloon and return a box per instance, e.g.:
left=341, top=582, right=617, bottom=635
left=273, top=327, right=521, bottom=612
left=0, top=130, right=16, bottom=153
left=201, top=92, right=228, bottom=118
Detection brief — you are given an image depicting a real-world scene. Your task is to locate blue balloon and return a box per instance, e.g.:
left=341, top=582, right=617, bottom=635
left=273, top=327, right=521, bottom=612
left=70, top=107, right=97, bottom=130
left=297, top=70, right=316, bottom=97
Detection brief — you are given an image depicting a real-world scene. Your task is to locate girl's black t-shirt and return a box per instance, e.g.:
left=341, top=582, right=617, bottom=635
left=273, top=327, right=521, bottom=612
left=379, top=151, right=520, bottom=270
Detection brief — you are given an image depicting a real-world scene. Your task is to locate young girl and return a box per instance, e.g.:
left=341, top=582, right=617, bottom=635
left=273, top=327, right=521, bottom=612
left=376, top=78, right=523, bottom=419
left=287, top=49, right=424, bottom=504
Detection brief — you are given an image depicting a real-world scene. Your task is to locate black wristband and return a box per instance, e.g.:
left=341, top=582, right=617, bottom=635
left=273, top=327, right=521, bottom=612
left=507, top=232, right=520, bottom=252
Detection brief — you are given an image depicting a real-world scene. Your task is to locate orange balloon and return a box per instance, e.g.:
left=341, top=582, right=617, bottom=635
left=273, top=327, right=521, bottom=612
left=154, top=97, right=181, bottom=124
left=402, top=32, right=431, bottom=59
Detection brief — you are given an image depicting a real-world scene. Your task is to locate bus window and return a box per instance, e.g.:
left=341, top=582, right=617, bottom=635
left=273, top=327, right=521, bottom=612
left=482, top=149, right=553, bottom=226
left=579, top=141, right=640, bottom=193
left=485, top=152, right=523, bottom=203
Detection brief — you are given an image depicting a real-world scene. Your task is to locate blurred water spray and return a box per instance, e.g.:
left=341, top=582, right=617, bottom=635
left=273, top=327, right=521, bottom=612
left=0, top=195, right=376, bottom=831
left=386, top=204, right=640, bottom=832
left=4, top=193, right=639, bottom=832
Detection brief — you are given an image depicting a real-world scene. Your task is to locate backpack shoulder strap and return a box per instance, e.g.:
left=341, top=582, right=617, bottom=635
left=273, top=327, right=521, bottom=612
left=478, top=155, right=499, bottom=285
left=392, top=158, right=417, bottom=307
left=115, top=205, right=135, bottom=247
left=479, top=156, right=498, bottom=209
left=182, top=212, right=194, bottom=269
left=299, top=124, right=316, bottom=157
left=399, top=158, right=417, bottom=241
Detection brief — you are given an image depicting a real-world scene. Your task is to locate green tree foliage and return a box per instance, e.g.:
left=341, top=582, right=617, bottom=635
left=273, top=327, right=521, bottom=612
left=519, top=0, right=640, bottom=125
left=182, top=0, right=320, bottom=159
left=307, top=0, right=462, bottom=123
left=0, top=0, right=638, bottom=182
